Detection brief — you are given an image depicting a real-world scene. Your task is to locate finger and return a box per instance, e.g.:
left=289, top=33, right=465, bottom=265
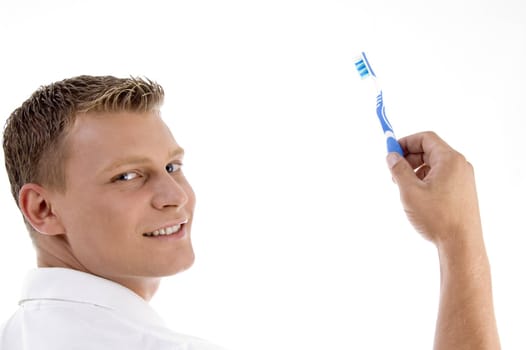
left=398, top=131, right=446, bottom=154
left=398, top=131, right=452, bottom=167
left=404, top=152, right=426, bottom=170
left=386, top=153, right=418, bottom=187
left=414, top=164, right=431, bottom=180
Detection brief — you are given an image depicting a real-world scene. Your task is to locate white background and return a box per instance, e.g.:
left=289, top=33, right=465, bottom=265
left=0, top=0, right=525, bottom=349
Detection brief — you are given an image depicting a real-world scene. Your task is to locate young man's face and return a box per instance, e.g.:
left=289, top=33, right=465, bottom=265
left=49, top=110, right=195, bottom=285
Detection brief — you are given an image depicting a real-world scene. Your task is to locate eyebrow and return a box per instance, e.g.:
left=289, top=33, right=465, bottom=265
left=101, top=148, right=185, bottom=174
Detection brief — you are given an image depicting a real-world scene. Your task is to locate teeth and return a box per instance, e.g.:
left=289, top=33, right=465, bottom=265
left=144, top=224, right=182, bottom=237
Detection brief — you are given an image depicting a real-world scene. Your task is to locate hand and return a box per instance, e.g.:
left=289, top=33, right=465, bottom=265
left=386, top=131, right=483, bottom=248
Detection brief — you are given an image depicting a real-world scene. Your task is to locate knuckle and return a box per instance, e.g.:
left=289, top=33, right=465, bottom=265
left=424, top=130, right=438, bottom=138
left=466, top=160, right=475, bottom=173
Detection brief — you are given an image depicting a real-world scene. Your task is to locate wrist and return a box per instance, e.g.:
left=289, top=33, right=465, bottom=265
left=436, top=228, right=490, bottom=280
left=434, top=229, right=500, bottom=350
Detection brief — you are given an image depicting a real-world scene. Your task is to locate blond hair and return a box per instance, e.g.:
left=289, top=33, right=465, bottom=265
left=3, top=75, right=164, bottom=207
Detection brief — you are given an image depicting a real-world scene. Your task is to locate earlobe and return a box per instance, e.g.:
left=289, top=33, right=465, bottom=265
left=18, top=184, right=65, bottom=236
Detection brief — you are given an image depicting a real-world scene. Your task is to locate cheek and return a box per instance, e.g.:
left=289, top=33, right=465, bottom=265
left=60, top=192, right=149, bottom=266
left=61, top=191, right=144, bottom=237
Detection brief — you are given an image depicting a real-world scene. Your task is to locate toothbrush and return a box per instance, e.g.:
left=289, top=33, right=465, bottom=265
left=354, top=52, right=404, bottom=156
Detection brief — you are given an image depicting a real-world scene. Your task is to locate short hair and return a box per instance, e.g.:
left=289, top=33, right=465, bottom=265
left=3, top=75, right=164, bottom=208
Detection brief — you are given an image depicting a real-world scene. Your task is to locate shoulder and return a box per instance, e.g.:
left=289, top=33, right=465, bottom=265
left=2, top=300, right=128, bottom=349
left=1, top=300, right=226, bottom=350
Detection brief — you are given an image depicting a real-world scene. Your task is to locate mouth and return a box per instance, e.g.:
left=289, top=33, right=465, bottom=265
left=143, top=220, right=188, bottom=238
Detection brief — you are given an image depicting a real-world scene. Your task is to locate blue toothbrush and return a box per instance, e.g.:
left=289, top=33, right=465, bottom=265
left=354, top=52, right=404, bottom=156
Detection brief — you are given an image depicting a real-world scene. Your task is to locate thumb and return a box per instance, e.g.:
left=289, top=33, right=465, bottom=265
left=386, top=152, right=416, bottom=186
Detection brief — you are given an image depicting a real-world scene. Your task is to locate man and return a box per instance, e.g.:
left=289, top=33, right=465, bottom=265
left=0, top=75, right=500, bottom=349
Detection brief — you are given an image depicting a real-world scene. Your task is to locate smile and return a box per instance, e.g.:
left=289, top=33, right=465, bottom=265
left=143, top=222, right=186, bottom=237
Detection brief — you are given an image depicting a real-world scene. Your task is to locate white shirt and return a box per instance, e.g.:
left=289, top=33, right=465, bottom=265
left=0, top=268, right=225, bottom=350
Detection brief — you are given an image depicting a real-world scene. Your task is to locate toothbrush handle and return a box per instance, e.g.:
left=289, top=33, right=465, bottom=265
left=376, top=92, right=404, bottom=156
left=386, top=137, right=404, bottom=156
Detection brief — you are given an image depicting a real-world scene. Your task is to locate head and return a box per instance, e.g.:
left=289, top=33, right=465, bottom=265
left=3, top=76, right=196, bottom=299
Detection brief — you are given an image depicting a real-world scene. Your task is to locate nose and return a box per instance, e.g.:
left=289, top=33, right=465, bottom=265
left=151, top=172, right=190, bottom=210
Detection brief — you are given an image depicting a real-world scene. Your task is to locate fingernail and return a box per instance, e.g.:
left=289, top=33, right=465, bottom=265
left=386, top=153, right=401, bottom=169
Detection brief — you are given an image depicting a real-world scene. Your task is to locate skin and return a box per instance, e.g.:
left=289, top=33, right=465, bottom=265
left=19, top=110, right=196, bottom=301
left=387, top=131, right=501, bottom=350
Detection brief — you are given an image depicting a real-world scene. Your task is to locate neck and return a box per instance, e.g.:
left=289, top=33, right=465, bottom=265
left=102, top=275, right=161, bottom=301
left=35, top=234, right=161, bottom=301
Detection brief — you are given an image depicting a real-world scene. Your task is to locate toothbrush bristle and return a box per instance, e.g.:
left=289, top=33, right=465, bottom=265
left=354, top=52, right=376, bottom=79
left=354, top=58, right=371, bottom=79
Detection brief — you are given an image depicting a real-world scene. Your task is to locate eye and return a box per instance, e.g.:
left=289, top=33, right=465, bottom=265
left=114, top=171, right=140, bottom=182
left=166, top=162, right=183, bottom=174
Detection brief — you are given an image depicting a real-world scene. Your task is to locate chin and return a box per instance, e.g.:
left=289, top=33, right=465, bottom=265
left=158, top=250, right=195, bottom=277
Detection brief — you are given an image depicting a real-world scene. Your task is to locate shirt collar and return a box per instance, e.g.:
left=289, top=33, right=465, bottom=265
left=20, top=267, right=166, bottom=327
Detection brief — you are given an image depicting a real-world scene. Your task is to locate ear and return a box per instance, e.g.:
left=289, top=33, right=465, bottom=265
left=18, top=184, right=66, bottom=236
